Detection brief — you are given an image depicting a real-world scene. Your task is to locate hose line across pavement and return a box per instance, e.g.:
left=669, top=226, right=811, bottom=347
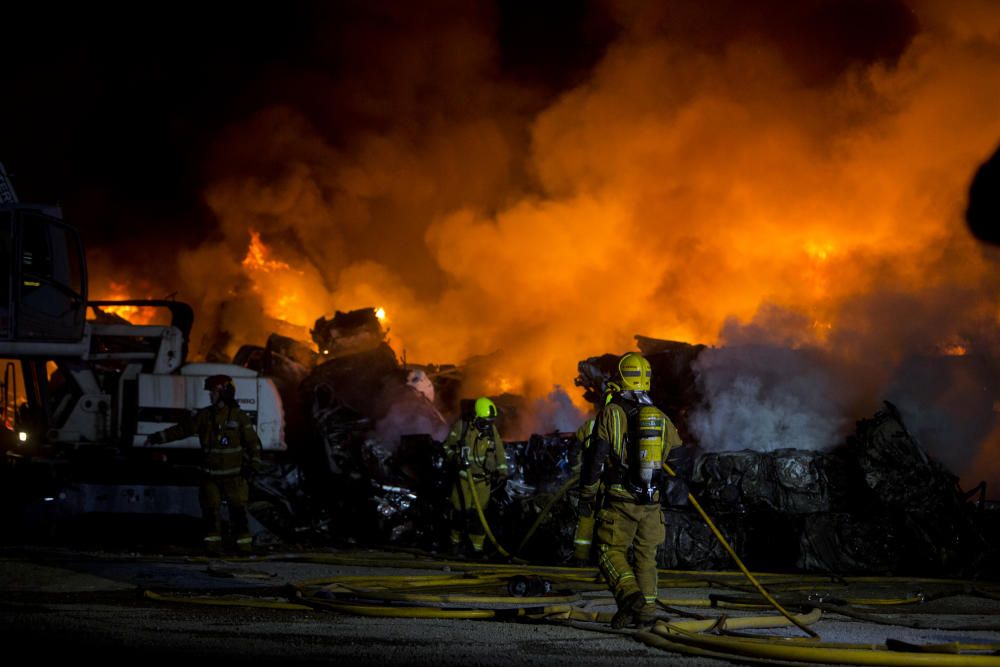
left=138, top=461, right=1000, bottom=666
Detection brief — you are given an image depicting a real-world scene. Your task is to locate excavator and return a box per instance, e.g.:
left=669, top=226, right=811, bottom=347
left=0, top=162, right=285, bottom=537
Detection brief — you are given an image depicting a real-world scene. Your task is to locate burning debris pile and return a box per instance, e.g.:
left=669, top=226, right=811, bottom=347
left=228, top=314, right=996, bottom=578
left=229, top=307, right=572, bottom=554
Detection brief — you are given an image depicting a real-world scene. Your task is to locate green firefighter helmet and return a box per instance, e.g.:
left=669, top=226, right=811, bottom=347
left=617, top=352, right=651, bottom=392
left=474, top=396, right=498, bottom=419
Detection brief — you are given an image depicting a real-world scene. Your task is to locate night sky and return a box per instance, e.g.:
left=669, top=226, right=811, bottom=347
left=2, top=1, right=920, bottom=252
left=2, top=2, right=615, bottom=249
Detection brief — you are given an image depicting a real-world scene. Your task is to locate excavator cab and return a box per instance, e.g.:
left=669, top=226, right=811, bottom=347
left=0, top=204, right=87, bottom=345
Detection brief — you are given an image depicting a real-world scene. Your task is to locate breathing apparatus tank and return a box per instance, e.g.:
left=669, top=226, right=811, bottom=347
left=628, top=405, right=666, bottom=503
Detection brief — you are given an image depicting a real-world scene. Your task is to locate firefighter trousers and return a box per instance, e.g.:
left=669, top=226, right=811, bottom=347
left=594, top=499, right=665, bottom=606
left=449, top=472, right=490, bottom=552
left=200, top=475, right=251, bottom=553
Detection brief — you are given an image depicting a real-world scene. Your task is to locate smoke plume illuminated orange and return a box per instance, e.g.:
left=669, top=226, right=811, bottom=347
left=90, top=3, right=1000, bottom=495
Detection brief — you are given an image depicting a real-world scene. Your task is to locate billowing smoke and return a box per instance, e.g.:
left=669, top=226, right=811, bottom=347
left=690, top=343, right=855, bottom=453
left=88, top=2, right=1000, bottom=495
left=518, top=386, right=590, bottom=439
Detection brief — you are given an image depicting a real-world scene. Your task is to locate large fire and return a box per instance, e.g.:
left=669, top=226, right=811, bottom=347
left=89, top=281, right=161, bottom=326
left=92, top=3, right=1000, bottom=495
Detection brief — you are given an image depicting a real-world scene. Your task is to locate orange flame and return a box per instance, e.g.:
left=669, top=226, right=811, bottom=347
left=240, top=230, right=321, bottom=333
left=242, top=230, right=291, bottom=272
left=90, top=281, right=159, bottom=325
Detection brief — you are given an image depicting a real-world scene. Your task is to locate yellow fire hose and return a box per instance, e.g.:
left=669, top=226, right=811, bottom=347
left=639, top=622, right=1000, bottom=666
left=462, top=470, right=528, bottom=563
left=514, top=472, right=580, bottom=557
left=663, top=461, right=820, bottom=639
left=142, top=566, right=1000, bottom=667
left=136, top=457, right=1000, bottom=666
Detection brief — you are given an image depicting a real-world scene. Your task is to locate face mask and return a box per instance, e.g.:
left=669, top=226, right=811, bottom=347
left=620, top=390, right=652, bottom=405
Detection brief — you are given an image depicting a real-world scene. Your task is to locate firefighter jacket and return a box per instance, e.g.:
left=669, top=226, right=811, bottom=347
left=155, top=402, right=263, bottom=478
left=572, top=418, right=595, bottom=474
left=579, top=396, right=681, bottom=505
left=442, top=418, right=508, bottom=483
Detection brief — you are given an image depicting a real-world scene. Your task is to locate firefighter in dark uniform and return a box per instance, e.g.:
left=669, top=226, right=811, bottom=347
left=578, top=352, right=682, bottom=628
left=442, top=396, right=508, bottom=557
left=146, top=374, right=263, bottom=554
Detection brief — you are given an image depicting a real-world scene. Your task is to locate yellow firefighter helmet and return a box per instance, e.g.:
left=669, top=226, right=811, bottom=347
left=617, top=352, right=651, bottom=392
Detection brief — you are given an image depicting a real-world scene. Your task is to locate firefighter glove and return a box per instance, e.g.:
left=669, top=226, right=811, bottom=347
left=492, top=477, right=512, bottom=508
left=573, top=515, right=595, bottom=563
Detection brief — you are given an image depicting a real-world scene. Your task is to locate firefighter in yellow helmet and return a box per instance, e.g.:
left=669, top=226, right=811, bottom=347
left=577, top=352, right=682, bottom=628
left=442, top=396, right=509, bottom=558
left=145, top=374, right=263, bottom=555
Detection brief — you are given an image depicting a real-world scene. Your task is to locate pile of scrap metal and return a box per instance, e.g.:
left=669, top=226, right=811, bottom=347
left=231, top=308, right=582, bottom=556
left=233, top=319, right=996, bottom=576
left=575, top=337, right=998, bottom=578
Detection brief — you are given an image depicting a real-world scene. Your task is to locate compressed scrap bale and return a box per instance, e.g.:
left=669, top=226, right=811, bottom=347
left=797, top=512, right=903, bottom=575
left=850, top=400, right=964, bottom=513
left=693, top=449, right=853, bottom=515
left=659, top=508, right=744, bottom=570
left=772, top=449, right=855, bottom=513
left=692, top=450, right=773, bottom=513
left=848, top=401, right=987, bottom=576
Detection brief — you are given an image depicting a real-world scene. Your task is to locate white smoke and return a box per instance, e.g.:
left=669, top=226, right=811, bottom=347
left=518, top=385, right=590, bottom=437
left=690, top=345, right=854, bottom=453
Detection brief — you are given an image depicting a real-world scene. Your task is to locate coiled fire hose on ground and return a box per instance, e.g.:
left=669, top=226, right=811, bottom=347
left=143, top=562, right=1000, bottom=665
left=140, top=461, right=1000, bottom=666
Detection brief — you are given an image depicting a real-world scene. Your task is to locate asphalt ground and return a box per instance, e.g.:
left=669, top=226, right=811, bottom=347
left=2, top=542, right=999, bottom=667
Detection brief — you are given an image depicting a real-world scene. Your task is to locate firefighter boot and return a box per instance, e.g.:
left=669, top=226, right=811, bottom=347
left=468, top=532, right=489, bottom=561
left=611, top=591, right=646, bottom=629
left=203, top=534, right=224, bottom=556
left=636, top=603, right=658, bottom=627
left=448, top=530, right=464, bottom=558
left=234, top=533, right=253, bottom=555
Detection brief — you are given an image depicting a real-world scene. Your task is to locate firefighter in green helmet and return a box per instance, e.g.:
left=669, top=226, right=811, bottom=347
left=442, top=396, right=509, bottom=558
left=577, top=352, right=682, bottom=628
left=145, top=374, right=263, bottom=555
